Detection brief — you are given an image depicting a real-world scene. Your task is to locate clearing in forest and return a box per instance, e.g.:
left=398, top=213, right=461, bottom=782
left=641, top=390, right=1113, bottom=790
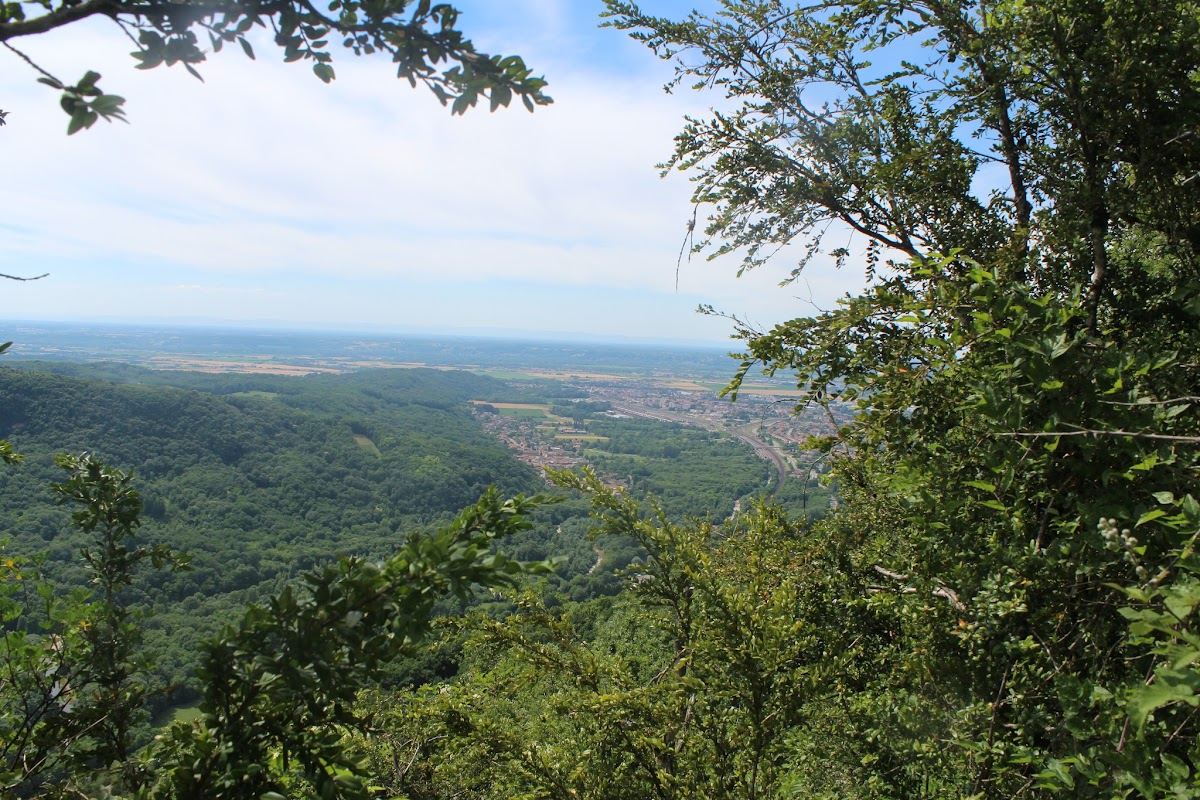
left=353, top=435, right=382, bottom=456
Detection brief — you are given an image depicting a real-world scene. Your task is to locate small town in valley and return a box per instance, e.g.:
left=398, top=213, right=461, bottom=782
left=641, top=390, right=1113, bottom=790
left=471, top=377, right=855, bottom=494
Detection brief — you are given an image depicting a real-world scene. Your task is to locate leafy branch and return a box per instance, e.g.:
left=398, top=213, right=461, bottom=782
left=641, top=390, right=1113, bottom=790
left=2, top=0, right=551, bottom=133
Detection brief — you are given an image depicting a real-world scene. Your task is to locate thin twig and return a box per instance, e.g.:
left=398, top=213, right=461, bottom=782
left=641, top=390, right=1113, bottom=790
left=2, top=41, right=61, bottom=84
left=675, top=204, right=698, bottom=292
left=112, top=17, right=143, bottom=49
left=971, top=663, right=1011, bottom=797
left=822, top=402, right=851, bottom=457
left=1101, top=397, right=1200, bottom=406
left=1166, top=704, right=1200, bottom=747
left=995, top=429, right=1200, bottom=443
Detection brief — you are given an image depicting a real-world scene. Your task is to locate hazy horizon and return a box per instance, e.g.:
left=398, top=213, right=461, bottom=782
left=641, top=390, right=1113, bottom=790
left=3, top=314, right=737, bottom=351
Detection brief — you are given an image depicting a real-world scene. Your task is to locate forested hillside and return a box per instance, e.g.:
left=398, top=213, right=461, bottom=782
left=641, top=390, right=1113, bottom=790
left=0, top=364, right=540, bottom=565
left=0, top=362, right=786, bottom=709
left=0, top=366, right=546, bottom=695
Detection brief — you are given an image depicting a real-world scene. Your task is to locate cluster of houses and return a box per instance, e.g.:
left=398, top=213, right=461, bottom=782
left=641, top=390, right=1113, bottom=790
left=471, top=383, right=855, bottom=488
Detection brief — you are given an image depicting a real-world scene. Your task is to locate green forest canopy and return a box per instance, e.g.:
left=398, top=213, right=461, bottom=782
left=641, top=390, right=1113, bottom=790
left=0, top=359, right=786, bottom=693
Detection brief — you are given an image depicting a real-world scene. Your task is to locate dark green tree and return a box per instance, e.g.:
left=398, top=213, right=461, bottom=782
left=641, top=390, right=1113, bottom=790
left=1, top=454, right=185, bottom=796
left=51, top=453, right=189, bottom=791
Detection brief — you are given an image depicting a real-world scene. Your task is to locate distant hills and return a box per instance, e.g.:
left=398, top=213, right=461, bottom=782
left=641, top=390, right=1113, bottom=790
left=3, top=320, right=741, bottom=378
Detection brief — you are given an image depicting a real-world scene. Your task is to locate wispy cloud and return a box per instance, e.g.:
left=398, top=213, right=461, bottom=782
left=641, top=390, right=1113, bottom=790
left=0, top=2, right=866, bottom=342
left=166, top=284, right=276, bottom=296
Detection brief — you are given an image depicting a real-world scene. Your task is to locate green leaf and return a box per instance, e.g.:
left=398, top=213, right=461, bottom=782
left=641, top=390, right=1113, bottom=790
left=1184, top=495, right=1200, bottom=520
left=313, top=62, right=335, bottom=83
left=1164, top=589, right=1200, bottom=621
left=964, top=480, right=996, bottom=492
left=1161, top=753, right=1191, bottom=780
left=490, top=83, right=512, bottom=111
left=1128, top=669, right=1200, bottom=728
left=1136, top=509, right=1167, bottom=527
left=91, top=94, right=122, bottom=114
left=133, top=49, right=164, bottom=69
left=66, top=108, right=90, bottom=135
left=1035, top=759, right=1076, bottom=789
left=1131, top=452, right=1159, bottom=471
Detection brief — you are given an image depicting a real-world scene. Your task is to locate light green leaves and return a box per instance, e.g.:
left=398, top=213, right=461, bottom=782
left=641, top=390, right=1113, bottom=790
left=1129, top=668, right=1200, bottom=731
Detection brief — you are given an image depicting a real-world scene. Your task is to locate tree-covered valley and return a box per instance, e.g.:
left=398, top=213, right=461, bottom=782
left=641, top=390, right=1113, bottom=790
left=0, top=366, right=532, bottom=700
left=5, top=0, right=1200, bottom=797
left=0, top=360, right=801, bottom=725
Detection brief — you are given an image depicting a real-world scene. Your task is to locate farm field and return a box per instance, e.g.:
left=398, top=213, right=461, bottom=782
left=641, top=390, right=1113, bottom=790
left=470, top=401, right=569, bottom=421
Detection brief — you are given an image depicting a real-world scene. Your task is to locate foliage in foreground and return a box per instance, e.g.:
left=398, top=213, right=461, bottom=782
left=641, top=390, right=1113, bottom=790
left=367, top=437, right=1200, bottom=798
left=145, top=486, right=555, bottom=800
left=1, top=0, right=551, bottom=133
left=1, top=450, right=555, bottom=798
left=2, top=453, right=189, bottom=794
left=592, top=0, right=1200, bottom=795
left=360, top=469, right=862, bottom=800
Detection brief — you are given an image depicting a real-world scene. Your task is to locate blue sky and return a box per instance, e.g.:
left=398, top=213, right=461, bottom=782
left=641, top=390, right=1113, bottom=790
left=0, top=0, right=867, bottom=344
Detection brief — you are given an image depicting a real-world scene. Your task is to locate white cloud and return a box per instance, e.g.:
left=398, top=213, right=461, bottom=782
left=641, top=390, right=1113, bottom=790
left=0, top=5, right=866, bottom=341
